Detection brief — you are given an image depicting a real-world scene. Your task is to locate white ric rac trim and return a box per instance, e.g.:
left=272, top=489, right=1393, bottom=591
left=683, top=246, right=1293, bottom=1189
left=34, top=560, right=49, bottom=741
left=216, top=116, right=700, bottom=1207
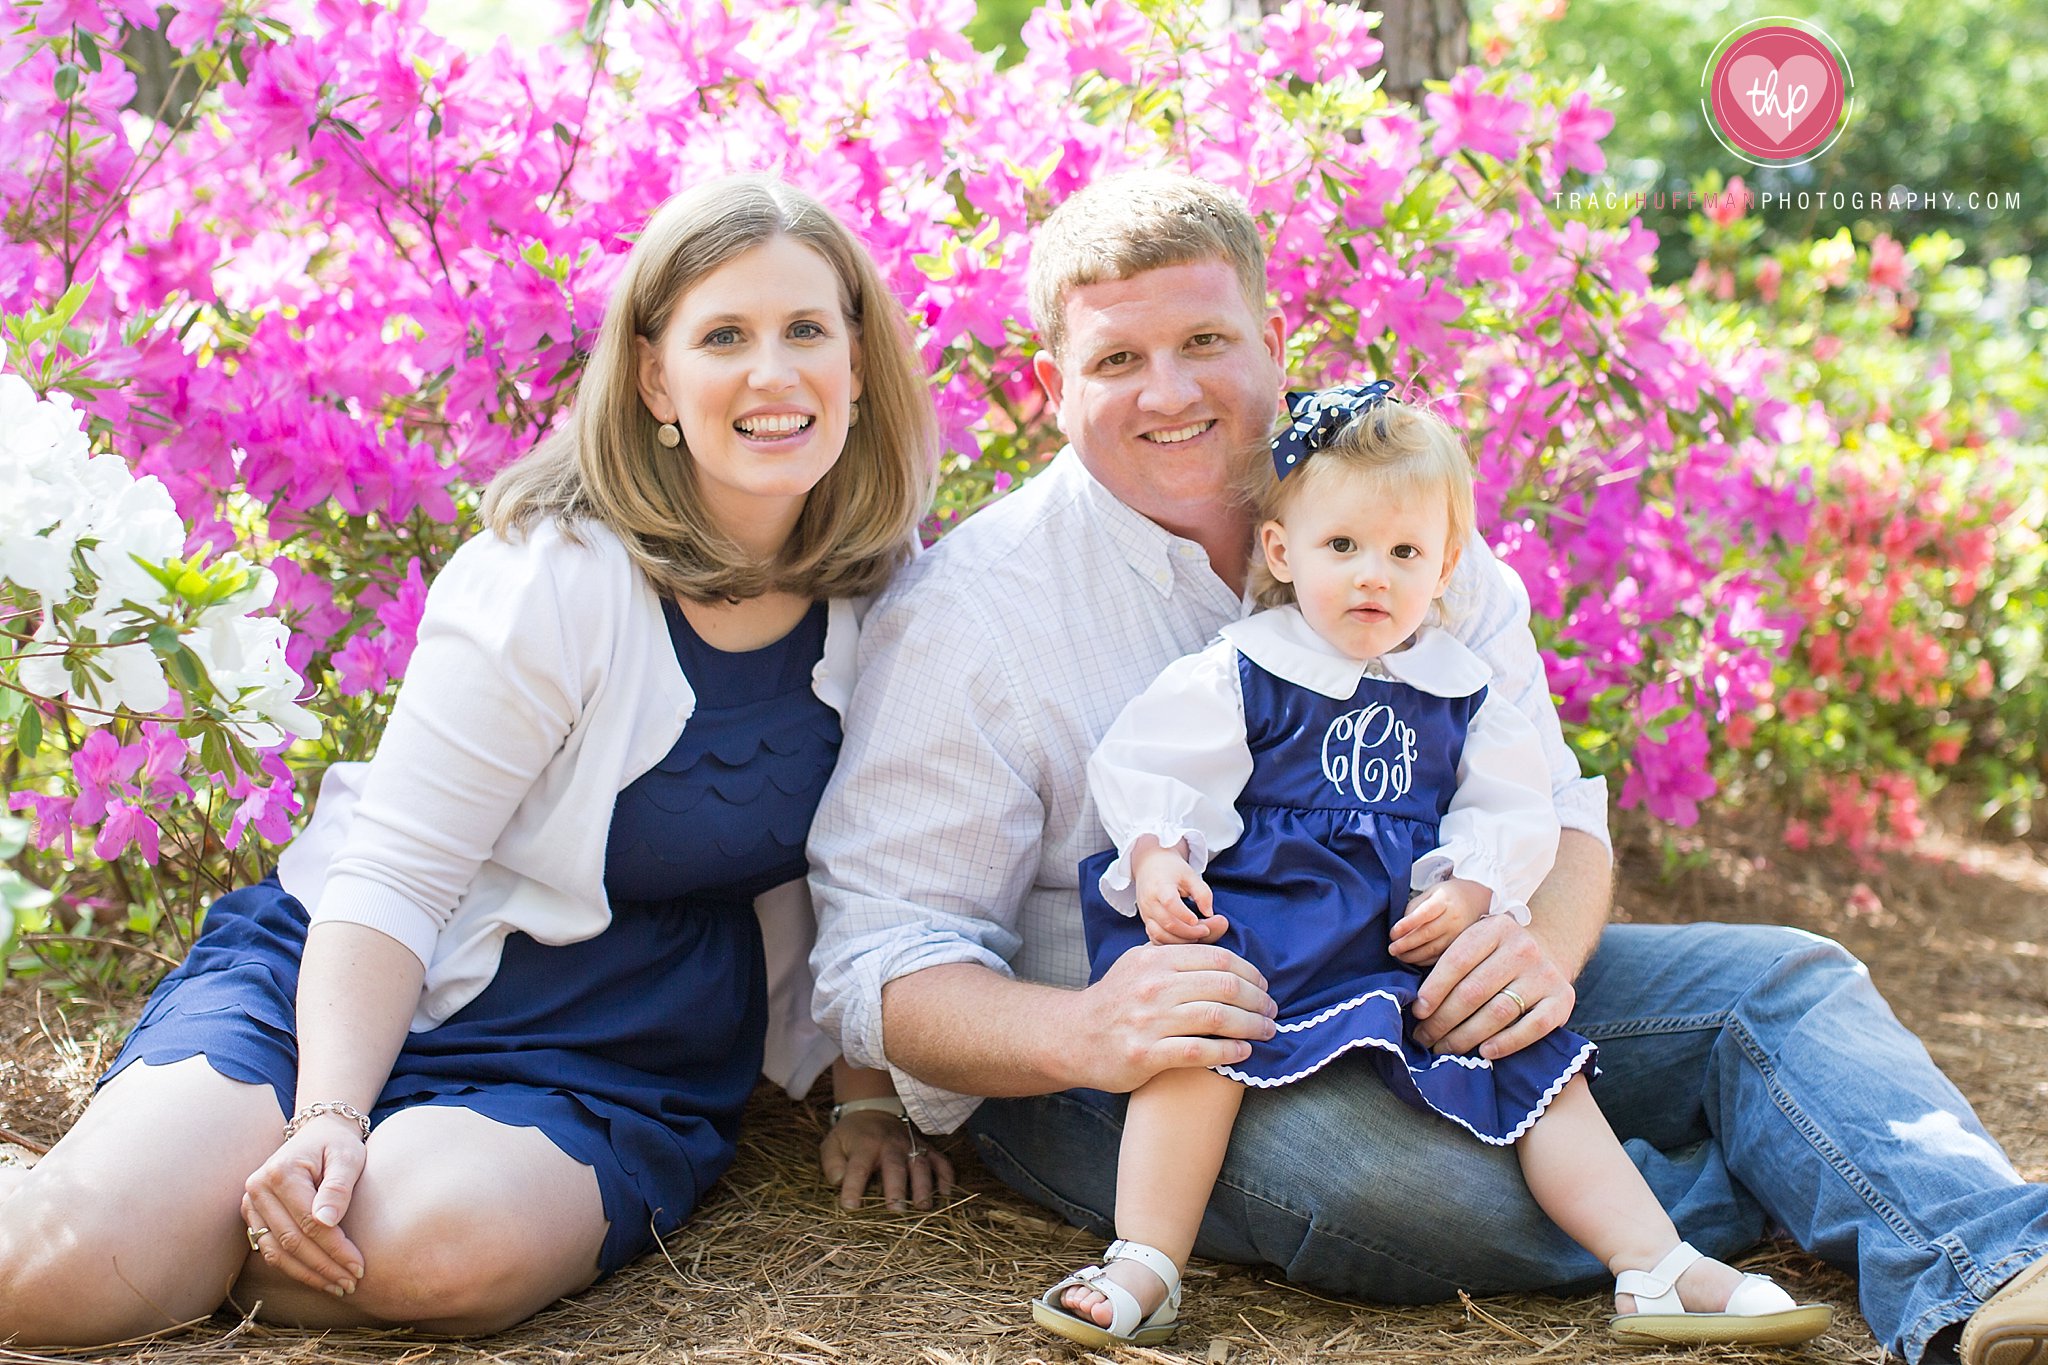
left=1216, top=1024, right=1598, bottom=1148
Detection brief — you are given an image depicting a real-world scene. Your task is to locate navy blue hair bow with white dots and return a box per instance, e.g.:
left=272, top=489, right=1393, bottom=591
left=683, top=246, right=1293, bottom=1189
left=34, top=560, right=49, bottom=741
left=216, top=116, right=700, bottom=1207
left=1271, top=380, right=1397, bottom=481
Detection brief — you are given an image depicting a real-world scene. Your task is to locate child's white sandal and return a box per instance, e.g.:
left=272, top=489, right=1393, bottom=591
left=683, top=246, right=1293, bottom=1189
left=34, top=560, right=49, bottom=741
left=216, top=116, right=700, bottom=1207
left=1031, top=1238, right=1183, bottom=1346
left=1609, top=1241, right=1833, bottom=1345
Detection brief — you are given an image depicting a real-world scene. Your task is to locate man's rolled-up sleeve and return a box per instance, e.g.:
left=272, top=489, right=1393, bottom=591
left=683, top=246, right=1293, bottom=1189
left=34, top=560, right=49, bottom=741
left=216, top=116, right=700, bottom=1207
left=1448, top=533, right=1611, bottom=851
left=809, top=577, right=1046, bottom=1133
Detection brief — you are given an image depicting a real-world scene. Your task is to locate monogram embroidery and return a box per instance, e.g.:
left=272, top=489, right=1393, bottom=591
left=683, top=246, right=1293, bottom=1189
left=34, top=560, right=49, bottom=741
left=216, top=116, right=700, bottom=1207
left=1320, top=703, right=1417, bottom=804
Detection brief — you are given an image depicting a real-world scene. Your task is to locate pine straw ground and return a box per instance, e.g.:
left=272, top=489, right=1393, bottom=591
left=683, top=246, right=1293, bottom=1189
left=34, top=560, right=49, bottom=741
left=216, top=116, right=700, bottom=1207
left=2, top=809, right=2044, bottom=1365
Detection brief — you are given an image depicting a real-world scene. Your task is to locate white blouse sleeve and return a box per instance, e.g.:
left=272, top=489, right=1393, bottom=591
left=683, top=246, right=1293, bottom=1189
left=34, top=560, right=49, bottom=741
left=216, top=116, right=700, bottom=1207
left=1410, top=689, right=1560, bottom=924
left=1085, top=642, right=1252, bottom=916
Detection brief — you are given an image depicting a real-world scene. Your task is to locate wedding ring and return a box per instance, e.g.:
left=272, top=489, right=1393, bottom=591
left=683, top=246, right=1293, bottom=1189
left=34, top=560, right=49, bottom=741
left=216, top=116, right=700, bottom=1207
left=246, top=1225, right=270, bottom=1252
left=1498, top=986, right=1530, bottom=1019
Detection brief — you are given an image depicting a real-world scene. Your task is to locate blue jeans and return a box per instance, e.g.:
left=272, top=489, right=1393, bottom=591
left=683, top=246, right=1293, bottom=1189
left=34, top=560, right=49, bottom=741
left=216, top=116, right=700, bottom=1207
left=968, top=923, right=2048, bottom=1363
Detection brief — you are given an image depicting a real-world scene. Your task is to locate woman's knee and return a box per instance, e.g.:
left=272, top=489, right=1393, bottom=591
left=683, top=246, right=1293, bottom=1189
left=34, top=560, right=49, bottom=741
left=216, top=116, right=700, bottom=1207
left=0, top=1193, right=218, bottom=1345
left=339, top=1203, right=555, bottom=1329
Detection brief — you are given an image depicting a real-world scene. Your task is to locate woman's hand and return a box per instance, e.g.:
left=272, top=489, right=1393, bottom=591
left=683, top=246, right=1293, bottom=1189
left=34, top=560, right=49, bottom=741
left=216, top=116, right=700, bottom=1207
left=241, top=1112, right=368, bottom=1296
left=818, top=1108, right=954, bottom=1212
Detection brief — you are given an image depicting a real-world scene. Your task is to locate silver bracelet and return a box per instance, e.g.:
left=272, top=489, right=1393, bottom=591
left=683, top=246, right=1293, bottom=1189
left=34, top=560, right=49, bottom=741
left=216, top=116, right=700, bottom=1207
left=283, top=1101, right=371, bottom=1143
left=830, top=1096, right=907, bottom=1125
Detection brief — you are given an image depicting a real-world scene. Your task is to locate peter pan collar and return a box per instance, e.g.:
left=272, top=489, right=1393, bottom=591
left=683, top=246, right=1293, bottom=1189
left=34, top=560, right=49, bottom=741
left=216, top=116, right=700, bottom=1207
left=1219, top=605, right=1491, bottom=700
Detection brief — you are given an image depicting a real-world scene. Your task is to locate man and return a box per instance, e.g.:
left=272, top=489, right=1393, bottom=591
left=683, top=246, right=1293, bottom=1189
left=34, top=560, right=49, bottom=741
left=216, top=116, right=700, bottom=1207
left=809, top=170, right=2047, bottom=1364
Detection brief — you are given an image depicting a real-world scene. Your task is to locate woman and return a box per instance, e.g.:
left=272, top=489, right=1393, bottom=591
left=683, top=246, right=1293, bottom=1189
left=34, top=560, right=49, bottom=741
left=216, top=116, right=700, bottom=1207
left=0, top=175, right=942, bottom=1344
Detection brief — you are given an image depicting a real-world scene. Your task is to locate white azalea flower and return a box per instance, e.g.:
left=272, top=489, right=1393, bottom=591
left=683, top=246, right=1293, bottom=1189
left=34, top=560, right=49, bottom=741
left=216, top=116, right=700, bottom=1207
left=3, top=367, right=316, bottom=747
left=14, top=613, right=171, bottom=722
left=184, top=566, right=322, bottom=746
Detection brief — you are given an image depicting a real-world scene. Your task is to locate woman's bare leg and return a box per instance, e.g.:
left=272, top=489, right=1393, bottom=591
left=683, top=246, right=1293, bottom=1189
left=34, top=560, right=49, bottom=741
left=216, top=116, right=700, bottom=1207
left=1063, top=1067, right=1243, bottom=1327
left=1517, top=1075, right=1743, bottom=1312
left=231, top=1104, right=609, bottom=1333
left=0, top=1057, right=286, bottom=1345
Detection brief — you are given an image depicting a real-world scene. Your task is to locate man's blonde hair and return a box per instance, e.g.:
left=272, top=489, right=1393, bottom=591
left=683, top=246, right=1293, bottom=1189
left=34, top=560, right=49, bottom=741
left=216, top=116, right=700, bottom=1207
left=1243, top=399, right=1477, bottom=613
left=483, top=175, right=937, bottom=602
left=1027, top=170, right=1269, bottom=359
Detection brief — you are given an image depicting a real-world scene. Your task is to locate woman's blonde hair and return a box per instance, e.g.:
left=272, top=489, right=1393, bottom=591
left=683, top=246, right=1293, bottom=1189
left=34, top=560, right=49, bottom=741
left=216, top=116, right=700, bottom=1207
left=483, top=175, right=938, bottom=602
left=1242, top=397, right=1476, bottom=613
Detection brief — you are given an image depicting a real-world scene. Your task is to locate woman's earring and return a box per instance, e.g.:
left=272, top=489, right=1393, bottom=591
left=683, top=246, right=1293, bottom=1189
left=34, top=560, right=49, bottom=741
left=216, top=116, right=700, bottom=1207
left=848, top=401, right=860, bottom=428
left=656, top=421, right=681, bottom=449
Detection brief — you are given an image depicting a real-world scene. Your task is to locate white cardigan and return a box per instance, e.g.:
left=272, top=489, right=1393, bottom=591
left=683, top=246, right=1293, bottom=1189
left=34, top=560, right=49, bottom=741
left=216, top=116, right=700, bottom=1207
left=276, top=518, right=849, bottom=1099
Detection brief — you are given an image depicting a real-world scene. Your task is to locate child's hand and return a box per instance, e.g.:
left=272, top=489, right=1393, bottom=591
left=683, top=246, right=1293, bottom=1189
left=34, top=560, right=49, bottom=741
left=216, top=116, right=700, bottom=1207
left=1389, top=877, right=1493, bottom=966
left=1131, top=836, right=1223, bottom=945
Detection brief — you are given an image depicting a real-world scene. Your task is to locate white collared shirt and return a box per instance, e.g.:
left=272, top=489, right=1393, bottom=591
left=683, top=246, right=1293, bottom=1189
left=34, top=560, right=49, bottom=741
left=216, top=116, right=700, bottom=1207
left=1087, top=606, right=1559, bottom=923
left=809, top=448, right=1608, bottom=1133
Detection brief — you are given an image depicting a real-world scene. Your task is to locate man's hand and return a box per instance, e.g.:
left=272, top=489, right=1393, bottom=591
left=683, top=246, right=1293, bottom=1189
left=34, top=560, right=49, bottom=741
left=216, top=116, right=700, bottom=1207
left=1388, top=877, right=1492, bottom=966
left=1073, top=941, right=1277, bottom=1093
left=1408, top=913, right=1574, bottom=1060
left=1131, top=837, right=1224, bottom=945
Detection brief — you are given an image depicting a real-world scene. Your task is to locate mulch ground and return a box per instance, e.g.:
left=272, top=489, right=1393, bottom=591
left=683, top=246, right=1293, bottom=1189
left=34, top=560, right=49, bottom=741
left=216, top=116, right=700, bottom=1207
left=2, top=808, right=2043, bottom=1364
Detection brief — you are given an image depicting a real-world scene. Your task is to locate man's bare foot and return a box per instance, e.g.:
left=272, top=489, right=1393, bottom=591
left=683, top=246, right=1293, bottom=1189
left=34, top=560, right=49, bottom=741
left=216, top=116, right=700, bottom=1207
left=1062, top=1256, right=1172, bottom=1328
left=1613, top=1251, right=1745, bottom=1315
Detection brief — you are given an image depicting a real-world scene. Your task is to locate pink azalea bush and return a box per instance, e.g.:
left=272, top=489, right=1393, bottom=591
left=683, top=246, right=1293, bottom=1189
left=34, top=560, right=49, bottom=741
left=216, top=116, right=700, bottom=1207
left=10, top=0, right=2024, bottom=966
left=1685, top=186, right=2048, bottom=851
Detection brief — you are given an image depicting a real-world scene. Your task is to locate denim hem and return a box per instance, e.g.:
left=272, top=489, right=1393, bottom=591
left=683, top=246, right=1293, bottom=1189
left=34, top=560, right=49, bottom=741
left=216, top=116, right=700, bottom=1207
left=1903, top=1242, right=2048, bottom=1365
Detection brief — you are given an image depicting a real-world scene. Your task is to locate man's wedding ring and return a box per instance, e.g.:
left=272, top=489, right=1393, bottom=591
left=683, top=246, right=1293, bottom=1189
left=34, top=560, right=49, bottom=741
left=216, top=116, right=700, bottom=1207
left=246, top=1224, right=269, bottom=1252
left=1498, top=987, right=1530, bottom=1019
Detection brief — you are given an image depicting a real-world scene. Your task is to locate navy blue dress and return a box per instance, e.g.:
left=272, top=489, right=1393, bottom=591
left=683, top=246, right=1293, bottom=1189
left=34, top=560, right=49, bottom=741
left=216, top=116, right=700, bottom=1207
left=1081, top=652, right=1594, bottom=1146
left=103, top=598, right=840, bottom=1273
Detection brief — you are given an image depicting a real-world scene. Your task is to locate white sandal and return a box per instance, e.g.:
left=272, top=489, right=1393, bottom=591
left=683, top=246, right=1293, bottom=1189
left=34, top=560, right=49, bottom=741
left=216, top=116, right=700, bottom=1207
left=1609, top=1241, right=1833, bottom=1345
left=1031, top=1238, right=1183, bottom=1347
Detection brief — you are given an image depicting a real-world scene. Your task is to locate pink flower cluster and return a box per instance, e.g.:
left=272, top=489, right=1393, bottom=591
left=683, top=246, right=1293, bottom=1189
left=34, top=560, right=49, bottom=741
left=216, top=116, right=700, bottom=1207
left=5, top=0, right=1814, bottom=869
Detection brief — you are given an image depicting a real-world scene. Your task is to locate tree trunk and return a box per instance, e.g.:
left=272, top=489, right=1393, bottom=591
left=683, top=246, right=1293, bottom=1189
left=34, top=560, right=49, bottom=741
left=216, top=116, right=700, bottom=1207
left=123, top=17, right=199, bottom=124
left=1260, top=0, right=1470, bottom=110
left=1371, top=0, right=1469, bottom=107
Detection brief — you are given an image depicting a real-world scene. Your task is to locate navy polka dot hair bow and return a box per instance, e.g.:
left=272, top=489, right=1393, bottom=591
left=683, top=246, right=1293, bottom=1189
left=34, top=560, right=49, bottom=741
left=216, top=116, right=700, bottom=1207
left=1271, top=380, right=1397, bottom=480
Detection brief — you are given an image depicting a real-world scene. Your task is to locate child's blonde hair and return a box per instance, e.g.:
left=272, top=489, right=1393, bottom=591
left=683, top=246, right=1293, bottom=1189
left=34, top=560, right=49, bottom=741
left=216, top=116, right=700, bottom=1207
left=1242, top=396, right=1476, bottom=613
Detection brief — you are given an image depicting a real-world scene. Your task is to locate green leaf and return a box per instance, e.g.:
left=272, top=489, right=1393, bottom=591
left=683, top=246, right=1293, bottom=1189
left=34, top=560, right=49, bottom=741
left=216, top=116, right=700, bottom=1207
left=47, top=280, right=92, bottom=329
left=4, top=880, right=53, bottom=913
left=76, top=30, right=101, bottom=73
left=427, top=110, right=442, bottom=138
left=169, top=645, right=206, bottom=692
left=581, top=0, right=611, bottom=43
left=14, top=705, right=41, bottom=760
left=329, top=117, right=365, bottom=141
left=228, top=41, right=250, bottom=86
left=54, top=63, right=80, bottom=100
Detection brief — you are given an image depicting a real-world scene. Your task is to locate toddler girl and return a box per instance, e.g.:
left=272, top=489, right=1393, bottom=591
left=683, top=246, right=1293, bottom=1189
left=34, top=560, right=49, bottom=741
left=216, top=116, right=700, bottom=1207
left=1032, top=384, right=1831, bottom=1350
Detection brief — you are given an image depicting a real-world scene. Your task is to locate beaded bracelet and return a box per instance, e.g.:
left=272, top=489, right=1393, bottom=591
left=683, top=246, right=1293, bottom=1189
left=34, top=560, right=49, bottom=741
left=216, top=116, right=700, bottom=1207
left=283, top=1101, right=372, bottom=1143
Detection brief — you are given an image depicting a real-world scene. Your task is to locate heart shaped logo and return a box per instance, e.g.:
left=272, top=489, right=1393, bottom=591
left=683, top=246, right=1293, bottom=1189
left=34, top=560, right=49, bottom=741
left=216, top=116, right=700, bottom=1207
left=1725, top=53, right=1831, bottom=147
left=1705, top=22, right=1850, bottom=165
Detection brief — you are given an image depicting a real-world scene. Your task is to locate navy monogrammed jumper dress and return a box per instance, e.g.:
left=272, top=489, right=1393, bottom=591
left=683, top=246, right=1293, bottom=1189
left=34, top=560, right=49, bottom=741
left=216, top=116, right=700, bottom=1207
left=103, top=599, right=840, bottom=1272
left=1081, top=651, right=1594, bottom=1145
